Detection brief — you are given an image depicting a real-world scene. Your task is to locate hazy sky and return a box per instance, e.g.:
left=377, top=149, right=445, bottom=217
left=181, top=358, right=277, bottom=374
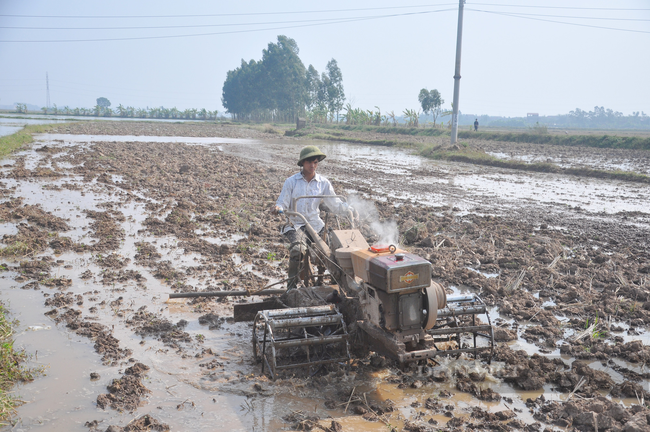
left=0, top=0, right=648, bottom=117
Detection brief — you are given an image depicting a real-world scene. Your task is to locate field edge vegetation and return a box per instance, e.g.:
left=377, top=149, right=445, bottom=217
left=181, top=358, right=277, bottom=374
left=0, top=301, right=40, bottom=425
left=0, top=124, right=53, bottom=424
left=419, top=143, right=650, bottom=184
left=458, top=130, right=650, bottom=150
left=290, top=123, right=650, bottom=150
left=0, top=124, right=63, bottom=158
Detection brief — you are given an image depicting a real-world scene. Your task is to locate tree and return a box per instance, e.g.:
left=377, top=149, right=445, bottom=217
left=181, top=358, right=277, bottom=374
left=223, top=35, right=328, bottom=122
left=305, top=65, right=322, bottom=111
left=418, top=88, right=443, bottom=126
left=325, top=59, right=345, bottom=122
left=403, top=109, right=420, bottom=127
left=222, top=59, right=264, bottom=120
left=260, top=35, right=307, bottom=121
left=96, top=97, right=111, bottom=108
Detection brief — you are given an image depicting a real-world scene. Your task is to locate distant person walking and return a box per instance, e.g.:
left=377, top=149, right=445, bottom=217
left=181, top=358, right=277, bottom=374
left=474, top=119, right=479, bottom=132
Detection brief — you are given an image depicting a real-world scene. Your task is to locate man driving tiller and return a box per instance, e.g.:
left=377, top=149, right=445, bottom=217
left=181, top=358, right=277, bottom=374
left=274, top=145, right=353, bottom=290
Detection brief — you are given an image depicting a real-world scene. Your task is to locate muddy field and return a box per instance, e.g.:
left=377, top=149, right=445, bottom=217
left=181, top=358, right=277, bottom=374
left=1, top=121, right=650, bottom=431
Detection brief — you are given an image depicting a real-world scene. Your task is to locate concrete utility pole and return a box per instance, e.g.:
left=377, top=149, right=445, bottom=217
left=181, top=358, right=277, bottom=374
left=450, top=0, right=465, bottom=144
left=46, top=72, right=51, bottom=111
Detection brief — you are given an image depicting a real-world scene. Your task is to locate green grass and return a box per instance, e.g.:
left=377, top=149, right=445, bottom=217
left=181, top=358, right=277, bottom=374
left=310, top=133, right=401, bottom=147
left=457, top=130, right=650, bottom=150
left=299, top=123, right=650, bottom=150
left=0, top=302, right=39, bottom=425
left=0, top=124, right=63, bottom=158
left=0, top=242, right=33, bottom=258
left=322, top=123, right=447, bottom=136
left=419, top=143, right=650, bottom=184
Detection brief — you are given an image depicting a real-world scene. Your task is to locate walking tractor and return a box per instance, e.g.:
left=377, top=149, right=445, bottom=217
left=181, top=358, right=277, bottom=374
left=250, top=195, right=494, bottom=379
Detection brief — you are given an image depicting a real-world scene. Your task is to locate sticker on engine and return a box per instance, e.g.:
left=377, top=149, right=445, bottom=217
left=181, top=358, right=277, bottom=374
left=400, top=271, right=419, bottom=284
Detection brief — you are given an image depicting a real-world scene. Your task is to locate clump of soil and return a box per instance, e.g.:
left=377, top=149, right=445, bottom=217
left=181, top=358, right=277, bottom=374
left=41, top=277, right=72, bottom=288
left=103, top=415, right=170, bottom=432
left=282, top=411, right=343, bottom=432
left=16, top=257, right=52, bottom=280
left=101, top=269, right=146, bottom=285
left=127, top=306, right=192, bottom=347
left=530, top=395, right=650, bottom=431
left=95, top=253, right=130, bottom=269
left=455, top=379, right=501, bottom=402
left=198, top=313, right=224, bottom=330
left=96, top=363, right=151, bottom=412
left=44, top=292, right=75, bottom=308
left=133, top=241, right=161, bottom=263
left=1, top=225, right=54, bottom=259
left=79, top=210, right=126, bottom=252
left=151, top=261, right=186, bottom=283
left=6, top=157, right=62, bottom=179
left=46, top=305, right=132, bottom=365
left=0, top=197, right=69, bottom=231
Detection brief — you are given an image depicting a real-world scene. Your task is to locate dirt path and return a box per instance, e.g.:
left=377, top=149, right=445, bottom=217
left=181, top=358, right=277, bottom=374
left=1, top=121, right=649, bottom=431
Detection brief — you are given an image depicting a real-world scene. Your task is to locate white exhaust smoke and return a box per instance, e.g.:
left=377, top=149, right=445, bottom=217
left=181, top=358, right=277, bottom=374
left=347, top=195, right=399, bottom=246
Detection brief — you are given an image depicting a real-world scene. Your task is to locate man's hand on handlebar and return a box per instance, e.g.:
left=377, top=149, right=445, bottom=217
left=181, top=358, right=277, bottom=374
left=273, top=205, right=284, bottom=215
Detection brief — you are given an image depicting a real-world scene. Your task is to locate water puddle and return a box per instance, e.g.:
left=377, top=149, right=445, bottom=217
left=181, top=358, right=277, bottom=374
left=465, top=267, right=500, bottom=279
left=454, top=172, right=649, bottom=214
left=0, top=117, right=71, bottom=138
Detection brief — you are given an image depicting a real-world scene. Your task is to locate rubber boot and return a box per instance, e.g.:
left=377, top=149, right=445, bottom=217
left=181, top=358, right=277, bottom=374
left=287, top=258, right=301, bottom=290
left=286, top=234, right=306, bottom=290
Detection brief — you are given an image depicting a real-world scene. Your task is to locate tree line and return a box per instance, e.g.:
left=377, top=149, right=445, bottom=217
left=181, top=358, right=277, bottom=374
left=14, top=98, right=219, bottom=120
left=222, top=35, right=345, bottom=123
left=478, top=107, right=650, bottom=130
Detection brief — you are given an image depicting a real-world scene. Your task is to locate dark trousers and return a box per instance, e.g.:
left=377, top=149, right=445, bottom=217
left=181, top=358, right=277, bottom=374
left=283, top=227, right=323, bottom=289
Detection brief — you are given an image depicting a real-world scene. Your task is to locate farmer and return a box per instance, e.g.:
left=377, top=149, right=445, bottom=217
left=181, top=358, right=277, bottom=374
left=474, top=118, right=479, bottom=131
left=274, top=145, right=352, bottom=289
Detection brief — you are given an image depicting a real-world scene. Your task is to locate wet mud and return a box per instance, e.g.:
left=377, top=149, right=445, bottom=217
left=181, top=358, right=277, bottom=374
left=1, top=120, right=649, bottom=431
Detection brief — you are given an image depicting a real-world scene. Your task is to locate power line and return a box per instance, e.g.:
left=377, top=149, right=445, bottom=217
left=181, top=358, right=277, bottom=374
left=472, top=3, right=650, bottom=11
left=469, top=9, right=650, bottom=34
left=4, top=9, right=648, bottom=31
left=483, top=12, right=650, bottom=22
left=1, top=3, right=646, bottom=20
left=0, top=78, right=42, bottom=81
left=0, top=3, right=458, bottom=19
left=0, top=13, right=449, bottom=30
left=0, top=9, right=456, bottom=42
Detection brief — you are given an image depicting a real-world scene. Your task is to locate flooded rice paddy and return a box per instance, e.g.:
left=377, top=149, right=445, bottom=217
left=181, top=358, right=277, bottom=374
left=1, top=121, right=649, bottom=431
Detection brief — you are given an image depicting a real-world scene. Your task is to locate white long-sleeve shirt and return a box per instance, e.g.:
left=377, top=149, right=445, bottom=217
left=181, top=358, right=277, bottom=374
left=276, top=171, right=347, bottom=234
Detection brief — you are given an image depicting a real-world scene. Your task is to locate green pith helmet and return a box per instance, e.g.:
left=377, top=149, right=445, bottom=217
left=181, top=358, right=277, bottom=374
left=297, top=145, right=327, bottom=166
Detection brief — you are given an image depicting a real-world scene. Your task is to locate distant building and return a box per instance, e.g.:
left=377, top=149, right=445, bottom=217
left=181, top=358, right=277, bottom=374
left=526, top=113, right=539, bottom=123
